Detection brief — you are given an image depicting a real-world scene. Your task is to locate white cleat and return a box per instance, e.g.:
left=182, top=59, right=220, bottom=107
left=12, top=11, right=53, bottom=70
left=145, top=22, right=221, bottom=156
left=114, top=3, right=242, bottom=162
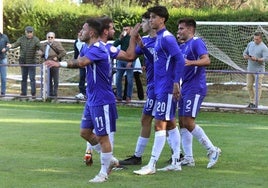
left=88, top=173, right=108, bottom=183
left=157, top=163, right=182, bottom=171
left=207, top=147, right=221, bottom=169
left=75, top=93, right=85, bottom=100
left=108, top=156, right=119, bottom=174
left=180, top=157, right=195, bottom=167
left=133, top=165, right=156, bottom=175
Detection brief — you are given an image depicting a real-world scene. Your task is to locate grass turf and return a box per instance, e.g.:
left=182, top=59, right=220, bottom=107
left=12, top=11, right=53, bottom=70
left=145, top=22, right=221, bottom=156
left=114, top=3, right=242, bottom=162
left=0, top=101, right=267, bottom=188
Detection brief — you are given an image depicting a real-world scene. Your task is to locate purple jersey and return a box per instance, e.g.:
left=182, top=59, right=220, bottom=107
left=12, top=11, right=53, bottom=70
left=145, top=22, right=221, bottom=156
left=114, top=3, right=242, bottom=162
left=79, top=42, right=115, bottom=106
left=136, top=35, right=156, bottom=88
left=136, top=35, right=157, bottom=116
left=105, top=43, right=120, bottom=59
left=153, top=28, right=184, bottom=95
left=179, top=37, right=208, bottom=95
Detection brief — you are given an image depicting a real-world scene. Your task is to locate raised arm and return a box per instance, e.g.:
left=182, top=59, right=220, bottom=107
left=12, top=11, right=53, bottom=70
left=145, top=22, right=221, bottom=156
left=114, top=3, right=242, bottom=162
left=45, top=55, right=91, bottom=68
left=115, top=23, right=141, bottom=61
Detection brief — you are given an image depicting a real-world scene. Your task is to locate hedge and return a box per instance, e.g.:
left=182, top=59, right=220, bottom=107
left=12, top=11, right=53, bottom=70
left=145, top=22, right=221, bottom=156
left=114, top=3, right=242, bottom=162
left=3, top=0, right=268, bottom=41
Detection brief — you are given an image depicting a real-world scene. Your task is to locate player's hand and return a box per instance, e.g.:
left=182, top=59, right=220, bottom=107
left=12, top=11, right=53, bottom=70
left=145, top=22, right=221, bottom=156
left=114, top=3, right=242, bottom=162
left=44, top=60, right=60, bottom=68
left=173, top=82, right=181, bottom=100
left=136, top=35, right=144, bottom=48
left=130, top=23, right=141, bottom=40
left=185, top=59, right=194, bottom=66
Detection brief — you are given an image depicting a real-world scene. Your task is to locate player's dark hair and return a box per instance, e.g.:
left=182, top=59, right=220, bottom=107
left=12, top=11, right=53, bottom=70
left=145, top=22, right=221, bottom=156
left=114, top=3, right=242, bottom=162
left=99, top=16, right=113, bottom=32
left=142, top=11, right=150, bottom=19
left=178, top=18, right=196, bottom=29
left=86, top=18, right=102, bottom=36
left=122, top=23, right=131, bottom=27
left=147, top=5, right=169, bottom=23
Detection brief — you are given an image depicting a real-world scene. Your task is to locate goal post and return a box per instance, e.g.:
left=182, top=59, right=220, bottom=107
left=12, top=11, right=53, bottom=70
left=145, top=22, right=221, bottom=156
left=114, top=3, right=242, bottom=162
left=195, top=21, right=268, bottom=84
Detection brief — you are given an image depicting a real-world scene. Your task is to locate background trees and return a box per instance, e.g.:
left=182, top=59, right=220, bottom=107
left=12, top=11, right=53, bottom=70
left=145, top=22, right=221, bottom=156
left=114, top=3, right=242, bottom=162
left=81, top=0, right=267, bottom=10
left=3, top=0, right=268, bottom=41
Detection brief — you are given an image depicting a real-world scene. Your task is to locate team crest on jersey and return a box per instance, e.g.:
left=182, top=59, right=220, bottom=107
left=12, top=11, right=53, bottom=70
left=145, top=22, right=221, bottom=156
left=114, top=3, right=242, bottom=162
left=110, top=46, right=118, bottom=53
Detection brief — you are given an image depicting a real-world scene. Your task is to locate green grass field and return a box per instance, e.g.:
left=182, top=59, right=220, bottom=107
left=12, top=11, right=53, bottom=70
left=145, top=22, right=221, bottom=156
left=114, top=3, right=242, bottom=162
left=0, top=101, right=268, bottom=188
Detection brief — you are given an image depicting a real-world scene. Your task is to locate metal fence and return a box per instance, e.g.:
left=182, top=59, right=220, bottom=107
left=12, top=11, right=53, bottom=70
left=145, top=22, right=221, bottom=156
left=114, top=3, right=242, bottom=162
left=1, top=39, right=268, bottom=111
left=1, top=63, right=268, bottom=108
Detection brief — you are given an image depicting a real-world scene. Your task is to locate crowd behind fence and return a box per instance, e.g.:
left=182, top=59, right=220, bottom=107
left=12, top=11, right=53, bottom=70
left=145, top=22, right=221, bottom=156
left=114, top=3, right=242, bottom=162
left=1, top=39, right=268, bottom=109
left=2, top=63, right=268, bottom=108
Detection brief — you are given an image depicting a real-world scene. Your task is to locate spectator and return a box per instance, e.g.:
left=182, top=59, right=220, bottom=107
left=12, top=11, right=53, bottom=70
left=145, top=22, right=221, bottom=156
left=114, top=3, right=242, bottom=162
left=0, top=32, right=10, bottom=96
left=113, top=25, right=134, bottom=103
left=39, top=32, right=66, bottom=97
left=123, top=57, right=144, bottom=100
left=119, top=11, right=156, bottom=166
left=74, top=31, right=86, bottom=99
left=243, top=31, right=268, bottom=108
left=7, top=26, right=40, bottom=98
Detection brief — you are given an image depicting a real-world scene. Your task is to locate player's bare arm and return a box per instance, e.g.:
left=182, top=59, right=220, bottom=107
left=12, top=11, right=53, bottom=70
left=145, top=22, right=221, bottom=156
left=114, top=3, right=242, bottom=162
left=185, top=54, right=210, bottom=66
left=116, top=23, right=141, bottom=61
left=45, top=56, right=91, bottom=68
left=136, top=35, right=144, bottom=48
left=173, top=82, right=181, bottom=100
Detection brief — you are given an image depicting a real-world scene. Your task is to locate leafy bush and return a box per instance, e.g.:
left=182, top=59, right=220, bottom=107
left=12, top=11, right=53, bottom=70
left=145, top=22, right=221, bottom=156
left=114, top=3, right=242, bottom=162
left=3, top=0, right=268, bottom=70
left=4, top=0, right=268, bottom=42
left=3, top=0, right=102, bottom=41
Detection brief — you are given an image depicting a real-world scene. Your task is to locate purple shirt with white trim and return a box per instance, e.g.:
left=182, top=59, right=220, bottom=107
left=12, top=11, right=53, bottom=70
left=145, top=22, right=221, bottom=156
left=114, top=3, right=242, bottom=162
left=153, top=28, right=184, bottom=95
left=179, top=37, right=208, bottom=95
left=80, top=42, right=115, bottom=106
left=135, top=35, right=156, bottom=88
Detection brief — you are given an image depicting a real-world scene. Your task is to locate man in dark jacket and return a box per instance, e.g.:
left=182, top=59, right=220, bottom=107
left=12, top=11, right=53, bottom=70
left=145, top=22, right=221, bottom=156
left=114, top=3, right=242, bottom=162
left=74, top=31, right=86, bottom=99
left=39, top=32, right=66, bottom=97
left=113, top=25, right=134, bottom=103
left=7, top=26, right=40, bottom=98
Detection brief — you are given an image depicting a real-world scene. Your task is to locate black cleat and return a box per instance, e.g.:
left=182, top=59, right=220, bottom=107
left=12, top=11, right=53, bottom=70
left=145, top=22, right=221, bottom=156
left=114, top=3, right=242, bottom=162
left=167, top=153, right=184, bottom=164
left=119, top=155, right=142, bottom=165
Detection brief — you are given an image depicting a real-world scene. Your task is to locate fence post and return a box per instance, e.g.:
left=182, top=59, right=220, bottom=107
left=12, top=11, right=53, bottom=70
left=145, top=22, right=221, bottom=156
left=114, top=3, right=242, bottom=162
left=41, top=63, right=45, bottom=101
left=255, top=72, right=259, bottom=107
left=42, top=64, right=49, bottom=101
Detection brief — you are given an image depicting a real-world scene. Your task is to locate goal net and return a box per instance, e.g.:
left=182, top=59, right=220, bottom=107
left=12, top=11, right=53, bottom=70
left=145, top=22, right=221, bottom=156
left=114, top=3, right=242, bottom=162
left=196, top=21, right=268, bottom=84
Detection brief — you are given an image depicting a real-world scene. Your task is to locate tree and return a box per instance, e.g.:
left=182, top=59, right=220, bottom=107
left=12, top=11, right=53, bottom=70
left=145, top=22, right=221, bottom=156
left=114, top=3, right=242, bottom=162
left=80, top=0, right=254, bottom=9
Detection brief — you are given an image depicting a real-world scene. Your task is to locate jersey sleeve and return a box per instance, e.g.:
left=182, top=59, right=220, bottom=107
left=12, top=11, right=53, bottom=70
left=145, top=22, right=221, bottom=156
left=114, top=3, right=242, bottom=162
left=106, top=43, right=120, bottom=59
left=135, top=45, right=143, bottom=56
left=163, top=34, right=180, bottom=57
left=84, top=45, right=107, bottom=62
left=192, top=38, right=209, bottom=57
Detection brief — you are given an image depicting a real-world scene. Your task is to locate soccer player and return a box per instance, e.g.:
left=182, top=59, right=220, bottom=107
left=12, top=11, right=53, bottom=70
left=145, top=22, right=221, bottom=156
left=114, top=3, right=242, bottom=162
left=82, top=16, right=141, bottom=166
left=133, top=6, right=185, bottom=175
left=45, top=18, right=136, bottom=183
left=177, top=18, right=221, bottom=168
left=119, top=11, right=157, bottom=165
